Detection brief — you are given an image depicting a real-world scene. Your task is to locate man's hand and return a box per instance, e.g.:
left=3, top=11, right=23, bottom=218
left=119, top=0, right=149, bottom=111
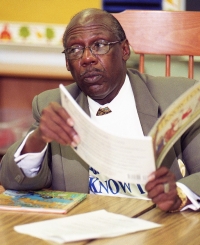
left=145, top=167, right=184, bottom=212
left=38, top=102, right=79, bottom=146
left=22, top=102, right=80, bottom=154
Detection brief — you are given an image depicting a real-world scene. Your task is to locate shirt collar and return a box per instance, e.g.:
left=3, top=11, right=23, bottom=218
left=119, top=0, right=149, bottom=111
left=87, top=75, right=130, bottom=115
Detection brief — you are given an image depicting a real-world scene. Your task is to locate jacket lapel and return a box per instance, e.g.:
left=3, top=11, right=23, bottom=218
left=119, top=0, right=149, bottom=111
left=76, top=92, right=91, bottom=117
left=127, top=70, right=160, bottom=136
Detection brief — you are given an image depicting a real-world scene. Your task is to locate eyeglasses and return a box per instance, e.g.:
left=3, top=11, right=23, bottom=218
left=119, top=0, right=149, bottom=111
left=62, top=40, right=121, bottom=60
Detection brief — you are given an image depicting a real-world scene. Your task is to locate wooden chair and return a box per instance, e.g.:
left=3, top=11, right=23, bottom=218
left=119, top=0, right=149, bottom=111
left=112, top=10, right=200, bottom=79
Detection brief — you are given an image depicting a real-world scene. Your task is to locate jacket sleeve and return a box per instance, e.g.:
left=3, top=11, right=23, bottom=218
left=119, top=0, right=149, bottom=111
left=177, top=118, right=200, bottom=196
left=0, top=95, right=52, bottom=190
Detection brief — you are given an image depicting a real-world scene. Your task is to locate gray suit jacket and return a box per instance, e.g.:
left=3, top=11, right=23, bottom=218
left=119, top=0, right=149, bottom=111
left=1, top=69, right=200, bottom=195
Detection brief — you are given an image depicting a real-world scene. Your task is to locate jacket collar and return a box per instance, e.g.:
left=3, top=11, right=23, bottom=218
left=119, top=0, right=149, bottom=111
left=75, top=90, right=90, bottom=116
left=127, top=69, right=159, bottom=135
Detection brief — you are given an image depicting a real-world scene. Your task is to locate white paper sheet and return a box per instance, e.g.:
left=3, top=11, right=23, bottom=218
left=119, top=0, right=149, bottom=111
left=60, top=84, right=156, bottom=184
left=14, top=210, right=161, bottom=243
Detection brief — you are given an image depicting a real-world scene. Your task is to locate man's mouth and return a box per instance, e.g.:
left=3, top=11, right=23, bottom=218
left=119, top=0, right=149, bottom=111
left=83, top=74, right=102, bottom=83
left=81, top=71, right=102, bottom=83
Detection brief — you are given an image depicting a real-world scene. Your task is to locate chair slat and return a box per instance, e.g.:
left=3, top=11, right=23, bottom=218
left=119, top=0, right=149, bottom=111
left=139, top=54, right=145, bottom=73
left=166, top=55, right=171, bottom=77
left=188, top=56, right=194, bottom=79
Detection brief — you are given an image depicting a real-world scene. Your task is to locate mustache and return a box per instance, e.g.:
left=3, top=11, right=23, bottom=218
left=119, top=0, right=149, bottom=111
left=80, top=68, right=104, bottom=77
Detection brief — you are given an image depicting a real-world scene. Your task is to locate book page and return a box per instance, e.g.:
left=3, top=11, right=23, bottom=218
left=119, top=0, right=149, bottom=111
left=149, top=82, right=200, bottom=168
left=60, top=85, right=155, bottom=184
left=14, top=210, right=161, bottom=243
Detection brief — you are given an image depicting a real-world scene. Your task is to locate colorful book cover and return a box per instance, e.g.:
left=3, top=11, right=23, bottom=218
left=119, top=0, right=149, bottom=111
left=0, top=190, right=87, bottom=214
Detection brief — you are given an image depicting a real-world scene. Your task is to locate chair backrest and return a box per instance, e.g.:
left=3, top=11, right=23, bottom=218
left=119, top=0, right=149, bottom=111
left=112, top=10, right=200, bottom=78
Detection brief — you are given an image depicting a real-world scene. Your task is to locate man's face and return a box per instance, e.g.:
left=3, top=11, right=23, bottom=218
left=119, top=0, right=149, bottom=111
left=65, top=14, right=130, bottom=105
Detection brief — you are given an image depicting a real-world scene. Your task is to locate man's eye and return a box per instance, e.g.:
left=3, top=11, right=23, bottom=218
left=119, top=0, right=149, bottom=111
left=93, top=42, right=107, bottom=49
left=68, top=47, right=81, bottom=54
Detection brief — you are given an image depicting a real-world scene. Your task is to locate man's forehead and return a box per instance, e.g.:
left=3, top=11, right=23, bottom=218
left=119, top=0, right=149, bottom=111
left=67, top=24, right=113, bottom=37
left=66, top=12, right=113, bottom=36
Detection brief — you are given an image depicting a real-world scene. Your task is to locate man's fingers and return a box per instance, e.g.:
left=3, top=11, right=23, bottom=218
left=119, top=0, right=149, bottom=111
left=145, top=167, right=179, bottom=211
left=39, top=102, right=80, bottom=145
left=40, top=120, right=79, bottom=146
left=163, top=183, right=170, bottom=193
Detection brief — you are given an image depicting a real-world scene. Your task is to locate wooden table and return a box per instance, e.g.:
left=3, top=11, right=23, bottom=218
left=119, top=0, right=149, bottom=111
left=129, top=208, right=200, bottom=245
left=86, top=207, right=200, bottom=245
left=0, top=192, right=154, bottom=245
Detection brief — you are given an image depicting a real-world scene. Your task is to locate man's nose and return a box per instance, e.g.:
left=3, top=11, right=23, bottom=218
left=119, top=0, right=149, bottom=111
left=80, top=47, right=98, bottom=65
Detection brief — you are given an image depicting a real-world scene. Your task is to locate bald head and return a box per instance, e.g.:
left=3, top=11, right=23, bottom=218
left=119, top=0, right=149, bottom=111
left=62, top=8, right=126, bottom=48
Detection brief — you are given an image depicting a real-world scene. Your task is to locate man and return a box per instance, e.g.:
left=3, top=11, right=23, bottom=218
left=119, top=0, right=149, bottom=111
left=1, top=8, right=200, bottom=212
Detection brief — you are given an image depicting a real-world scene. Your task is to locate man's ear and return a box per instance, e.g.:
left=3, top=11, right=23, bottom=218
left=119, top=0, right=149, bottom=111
left=122, top=39, right=131, bottom=61
left=66, top=60, right=71, bottom=71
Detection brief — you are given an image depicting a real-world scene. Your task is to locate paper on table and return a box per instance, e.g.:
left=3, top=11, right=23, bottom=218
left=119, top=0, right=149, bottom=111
left=60, top=84, right=155, bottom=184
left=14, top=210, right=161, bottom=243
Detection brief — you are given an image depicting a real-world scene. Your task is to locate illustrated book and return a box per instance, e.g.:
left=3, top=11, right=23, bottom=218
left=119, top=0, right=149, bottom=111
left=60, top=82, right=200, bottom=184
left=0, top=190, right=87, bottom=214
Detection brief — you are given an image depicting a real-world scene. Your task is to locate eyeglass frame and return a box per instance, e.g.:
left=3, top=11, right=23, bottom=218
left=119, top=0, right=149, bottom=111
left=61, top=40, right=123, bottom=60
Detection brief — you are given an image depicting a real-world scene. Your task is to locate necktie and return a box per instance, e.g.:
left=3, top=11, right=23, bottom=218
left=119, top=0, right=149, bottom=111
left=96, top=106, right=112, bottom=116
